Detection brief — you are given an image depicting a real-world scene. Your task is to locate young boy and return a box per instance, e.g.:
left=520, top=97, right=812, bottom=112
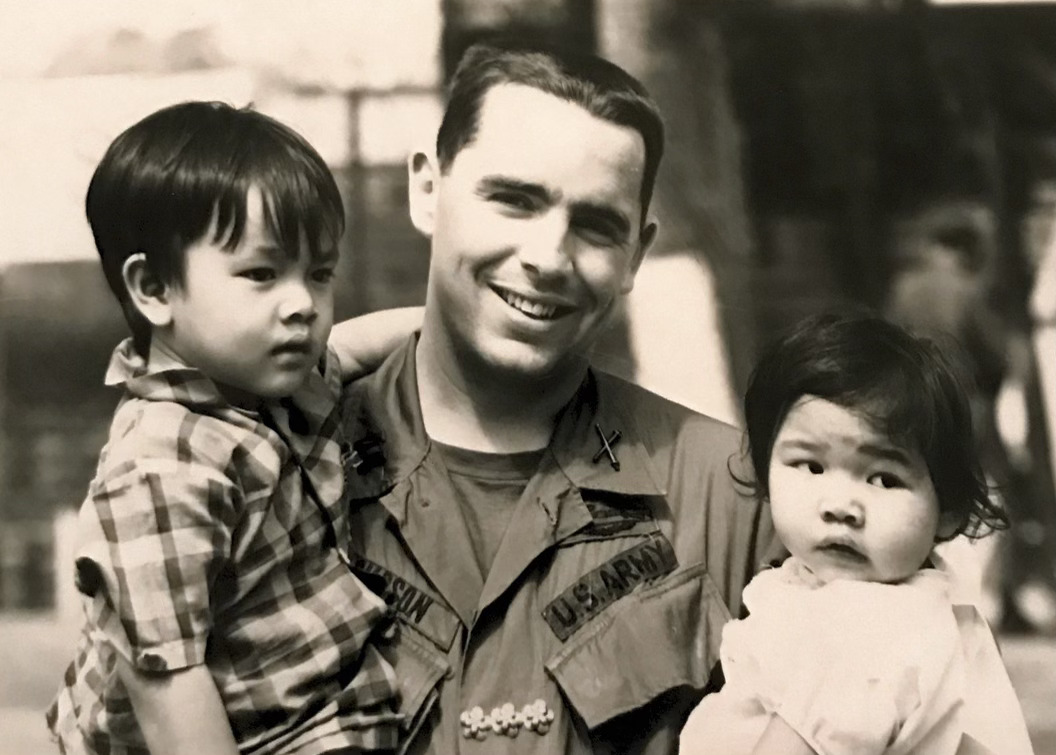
left=47, top=101, right=410, bottom=755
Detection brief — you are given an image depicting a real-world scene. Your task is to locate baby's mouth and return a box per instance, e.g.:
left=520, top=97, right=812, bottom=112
left=817, top=541, right=867, bottom=563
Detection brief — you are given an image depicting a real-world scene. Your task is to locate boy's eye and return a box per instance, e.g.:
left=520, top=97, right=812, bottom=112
left=869, top=472, right=906, bottom=490
left=240, top=267, right=276, bottom=282
left=312, top=267, right=336, bottom=284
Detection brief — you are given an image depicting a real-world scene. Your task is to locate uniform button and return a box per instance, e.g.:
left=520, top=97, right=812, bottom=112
left=444, top=665, right=455, bottom=680
left=421, top=499, right=430, bottom=508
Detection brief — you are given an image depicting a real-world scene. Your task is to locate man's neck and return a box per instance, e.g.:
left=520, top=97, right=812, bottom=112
left=414, top=335, right=586, bottom=454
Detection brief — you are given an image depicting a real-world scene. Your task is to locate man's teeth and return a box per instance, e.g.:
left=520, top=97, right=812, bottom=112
left=501, top=291, right=559, bottom=319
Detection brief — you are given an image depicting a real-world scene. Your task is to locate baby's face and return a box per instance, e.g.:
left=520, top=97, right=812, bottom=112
left=160, top=187, right=337, bottom=407
left=767, top=395, right=941, bottom=585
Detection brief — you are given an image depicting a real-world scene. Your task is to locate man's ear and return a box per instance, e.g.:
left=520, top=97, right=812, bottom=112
left=122, top=253, right=173, bottom=327
left=620, top=219, right=658, bottom=294
left=408, top=150, right=439, bottom=237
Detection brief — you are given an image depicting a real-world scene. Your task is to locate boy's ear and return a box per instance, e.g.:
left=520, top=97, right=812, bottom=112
left=122, top=253, right=173, bottom=327
left=408, top=150, right=439, bottom=237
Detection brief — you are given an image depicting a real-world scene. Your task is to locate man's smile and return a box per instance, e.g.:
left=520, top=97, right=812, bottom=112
left=490, top=284, right=574, bottom=321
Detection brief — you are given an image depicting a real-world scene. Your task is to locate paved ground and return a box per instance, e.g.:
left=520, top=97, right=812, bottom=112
left=3, top=615, right=1054, bottom=754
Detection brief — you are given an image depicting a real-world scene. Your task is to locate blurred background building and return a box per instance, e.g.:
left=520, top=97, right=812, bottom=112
left=1, top=0, right=1054, bottom=752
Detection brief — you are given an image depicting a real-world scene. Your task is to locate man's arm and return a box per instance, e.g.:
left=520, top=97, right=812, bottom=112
left=329, top=306, right=424, bottom=379
left=116, top=654, right=239, bottom=755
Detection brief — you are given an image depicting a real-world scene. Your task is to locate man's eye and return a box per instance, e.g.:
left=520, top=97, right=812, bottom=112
left=869, top=472, right=906, bottom=489
left=575, top=222, right=621, bottom=247
left=240, top=268, right=275, bottom=282
left=492, top=192, right=536, bottom=212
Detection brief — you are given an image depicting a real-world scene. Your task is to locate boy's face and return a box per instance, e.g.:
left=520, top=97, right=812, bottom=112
left=767, top=396, right=941, bottom=585
left=160, top=187, right=337, bottom=406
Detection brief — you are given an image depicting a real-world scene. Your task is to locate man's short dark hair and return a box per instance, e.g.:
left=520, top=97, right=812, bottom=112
left=436, top=43, right=665, bottom=226
left=87, top=101, right=344, bottom=354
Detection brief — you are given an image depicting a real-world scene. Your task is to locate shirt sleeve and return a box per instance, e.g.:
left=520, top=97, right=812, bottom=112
left=76, top=435, right=241, bottom=674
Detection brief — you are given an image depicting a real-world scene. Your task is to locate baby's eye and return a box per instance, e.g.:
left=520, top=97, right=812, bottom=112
left=869, top=472, right=906, bottom=489
left=240, top=267, right=276, bottom=283
left=792, top=460, right=824, bottom=475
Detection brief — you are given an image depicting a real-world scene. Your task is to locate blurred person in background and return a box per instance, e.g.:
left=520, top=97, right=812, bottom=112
left=884, top=199, right=1056, bottom=635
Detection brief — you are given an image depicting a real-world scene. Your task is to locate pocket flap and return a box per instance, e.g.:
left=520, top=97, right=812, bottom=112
left=546, top=563, right=731, bottom=730
left=379, top=621, right=450, bottom=732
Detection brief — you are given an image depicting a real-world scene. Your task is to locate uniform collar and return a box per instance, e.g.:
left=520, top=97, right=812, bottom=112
left=343, top=336, right=667, bottom=501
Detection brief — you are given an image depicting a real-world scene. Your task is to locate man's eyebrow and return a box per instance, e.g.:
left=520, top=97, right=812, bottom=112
left=476, top=175, right=552, bottom=201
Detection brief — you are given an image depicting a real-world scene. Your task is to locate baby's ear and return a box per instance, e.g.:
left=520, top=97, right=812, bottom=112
left=122, top=253, right=173, bottom=327
left=936, top=509, right=964, bottom=541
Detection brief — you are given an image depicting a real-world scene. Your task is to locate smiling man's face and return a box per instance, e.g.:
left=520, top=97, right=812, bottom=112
left=411, top=83, right=653, bottom=381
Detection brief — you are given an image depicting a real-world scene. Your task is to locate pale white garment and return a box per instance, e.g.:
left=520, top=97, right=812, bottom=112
left=679, top=556, right=1034, bottom=755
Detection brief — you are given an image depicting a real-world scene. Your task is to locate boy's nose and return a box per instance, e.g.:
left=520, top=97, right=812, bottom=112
left=279, top=282, right=317, bottom=323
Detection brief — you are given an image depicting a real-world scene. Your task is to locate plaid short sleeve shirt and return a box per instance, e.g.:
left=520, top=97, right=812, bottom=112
left=47, top=339, right=400, bottom=755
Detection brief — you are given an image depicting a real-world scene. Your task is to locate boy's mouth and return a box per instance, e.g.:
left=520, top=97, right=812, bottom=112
left=271, top=340, right=313, bottom=356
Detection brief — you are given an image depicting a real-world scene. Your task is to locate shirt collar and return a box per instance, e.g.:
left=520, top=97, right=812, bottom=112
left=104, top=337, right=339, bottom=436
left=343, top=336, right=666, bottom=500
left=105, top=338, right=233, bottom=411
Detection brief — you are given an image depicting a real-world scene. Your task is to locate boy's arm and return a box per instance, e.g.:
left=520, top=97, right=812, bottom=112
left=329, top=306, right=424, bottom=379
left=116, top=654, right=239, bottom=755
left=750, top=715, right=818, bottom=755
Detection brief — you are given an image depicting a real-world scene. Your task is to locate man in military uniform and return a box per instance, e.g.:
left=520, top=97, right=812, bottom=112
left=339, top=43, right=777, bottom=754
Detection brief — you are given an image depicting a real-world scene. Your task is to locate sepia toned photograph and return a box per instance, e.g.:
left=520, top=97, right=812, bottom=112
left=1, top=1, right=1054, bottom=753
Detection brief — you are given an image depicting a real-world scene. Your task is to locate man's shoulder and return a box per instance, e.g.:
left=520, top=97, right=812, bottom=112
left=592, top=368, right=741, bottom=448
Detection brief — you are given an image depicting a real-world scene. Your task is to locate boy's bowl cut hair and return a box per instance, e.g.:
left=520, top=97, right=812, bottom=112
left=87, top=101, right=344, bottom=355
left=435, top=42, right=665, bottom=227
left=741, top=312, right=1008, bottom=540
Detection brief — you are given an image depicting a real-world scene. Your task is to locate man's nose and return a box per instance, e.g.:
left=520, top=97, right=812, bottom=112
left=518, top=213, right=573, bottom=277
left=278, top=280, right=318, bottom=323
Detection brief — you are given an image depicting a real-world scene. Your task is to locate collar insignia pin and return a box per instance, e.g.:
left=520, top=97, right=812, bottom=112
left=592, top=423, right=622, bottom=471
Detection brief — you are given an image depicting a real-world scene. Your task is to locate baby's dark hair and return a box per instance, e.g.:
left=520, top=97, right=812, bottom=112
left=87, top=101, right=344, bottom=355
left=741, top=312, right=1008, bottom=540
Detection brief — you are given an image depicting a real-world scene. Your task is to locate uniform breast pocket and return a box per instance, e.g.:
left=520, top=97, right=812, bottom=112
left=544, top=561, right=731, bottom=731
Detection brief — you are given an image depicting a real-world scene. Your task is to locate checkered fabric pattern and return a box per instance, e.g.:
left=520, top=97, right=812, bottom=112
left=47, top=339, right=401, bottom=754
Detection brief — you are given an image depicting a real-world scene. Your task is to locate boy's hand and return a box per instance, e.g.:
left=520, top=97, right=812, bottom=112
left=116, top=654, right=239, bottom=755
left=329, top=306, right=424, bottom=380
